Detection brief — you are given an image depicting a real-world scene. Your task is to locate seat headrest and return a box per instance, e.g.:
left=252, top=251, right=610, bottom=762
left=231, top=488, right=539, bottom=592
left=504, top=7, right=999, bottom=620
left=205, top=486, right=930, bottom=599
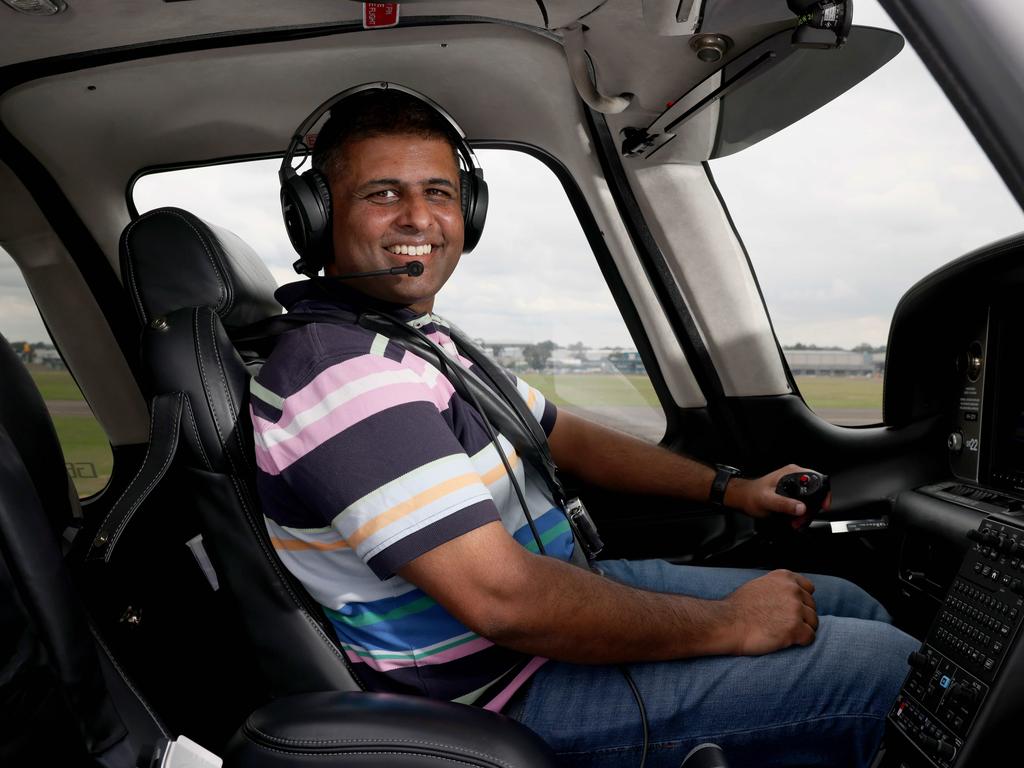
left=121, top=207, right=281, bottom=329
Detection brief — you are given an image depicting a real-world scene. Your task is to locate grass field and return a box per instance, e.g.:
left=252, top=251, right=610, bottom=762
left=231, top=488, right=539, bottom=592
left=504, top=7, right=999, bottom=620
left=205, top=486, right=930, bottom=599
left=522, top=373, right=660, bottom=407
left=26, top=366, right=112, bottom=498
left=794, top=375, right=884, bottom=411
left=524, top=372, right=883, bottom=412
left=53, top=414, right=113, bottom=497
left=30, top=368, right=91, bottom=400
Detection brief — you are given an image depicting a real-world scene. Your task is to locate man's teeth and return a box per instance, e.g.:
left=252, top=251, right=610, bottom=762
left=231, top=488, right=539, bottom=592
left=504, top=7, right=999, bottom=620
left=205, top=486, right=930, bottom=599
left=387, top=244, right=433, bottom=256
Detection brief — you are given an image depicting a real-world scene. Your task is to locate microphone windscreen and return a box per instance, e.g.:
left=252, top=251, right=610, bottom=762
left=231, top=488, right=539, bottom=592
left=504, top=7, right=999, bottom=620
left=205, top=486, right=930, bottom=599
left=406, top=260, right=424, bottom=276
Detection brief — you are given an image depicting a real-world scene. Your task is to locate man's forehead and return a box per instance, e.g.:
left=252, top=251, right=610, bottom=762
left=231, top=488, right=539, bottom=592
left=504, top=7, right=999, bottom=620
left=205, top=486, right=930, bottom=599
left=340, top=133, right=460, bottom=176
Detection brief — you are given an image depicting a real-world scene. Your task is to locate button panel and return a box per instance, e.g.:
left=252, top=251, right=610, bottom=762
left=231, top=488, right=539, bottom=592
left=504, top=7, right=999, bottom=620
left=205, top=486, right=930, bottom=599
left=889, top=517, right=1024, bottom=766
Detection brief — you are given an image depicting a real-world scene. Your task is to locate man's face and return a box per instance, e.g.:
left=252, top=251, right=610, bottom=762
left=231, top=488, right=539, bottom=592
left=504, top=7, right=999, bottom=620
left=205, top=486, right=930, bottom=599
left=325, top=133, right=465, bottom=313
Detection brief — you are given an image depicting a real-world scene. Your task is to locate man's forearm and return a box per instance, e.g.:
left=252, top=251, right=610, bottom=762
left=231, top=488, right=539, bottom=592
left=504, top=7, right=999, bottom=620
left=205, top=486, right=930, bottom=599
left=401, top=523, right=817, bottom=664
left=548, top=410, right=719, bottom=502
left=547, top=410, right=801, bottom=516
left=480, top=554, right=737, bottom=663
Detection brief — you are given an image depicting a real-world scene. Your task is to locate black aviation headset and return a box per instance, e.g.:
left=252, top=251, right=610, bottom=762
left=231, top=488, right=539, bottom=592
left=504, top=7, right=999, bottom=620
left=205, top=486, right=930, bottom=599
left=279, top=81, right=489, bottom=277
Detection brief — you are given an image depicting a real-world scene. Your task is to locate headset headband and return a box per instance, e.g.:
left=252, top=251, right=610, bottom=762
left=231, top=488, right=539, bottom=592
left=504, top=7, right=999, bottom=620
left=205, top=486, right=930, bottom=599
left=279, top=81, right=482, bottom=184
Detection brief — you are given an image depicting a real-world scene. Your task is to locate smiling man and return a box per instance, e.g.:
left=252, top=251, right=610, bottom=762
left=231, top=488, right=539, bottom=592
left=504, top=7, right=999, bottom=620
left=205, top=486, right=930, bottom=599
left=252, top=87, right=917, bottom=768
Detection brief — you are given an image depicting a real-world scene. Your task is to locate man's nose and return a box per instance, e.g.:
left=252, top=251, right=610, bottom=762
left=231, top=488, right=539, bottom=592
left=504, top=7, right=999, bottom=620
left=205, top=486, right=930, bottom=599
left=395, top=194, right=433, bottom=231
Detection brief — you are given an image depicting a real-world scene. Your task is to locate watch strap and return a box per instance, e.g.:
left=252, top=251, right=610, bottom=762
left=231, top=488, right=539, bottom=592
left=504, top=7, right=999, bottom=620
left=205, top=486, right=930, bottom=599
left=709, top=464, right=741, bottom=507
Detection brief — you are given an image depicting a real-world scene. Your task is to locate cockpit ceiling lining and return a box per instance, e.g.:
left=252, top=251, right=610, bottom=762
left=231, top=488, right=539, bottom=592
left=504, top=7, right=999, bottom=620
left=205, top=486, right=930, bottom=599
left=0, top=1, right=610, bottom=68
left=1, top=24, right=581, bottom=264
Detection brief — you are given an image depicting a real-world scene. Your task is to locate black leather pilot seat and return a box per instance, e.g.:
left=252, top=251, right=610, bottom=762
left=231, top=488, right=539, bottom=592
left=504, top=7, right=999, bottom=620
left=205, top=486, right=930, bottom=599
left=0, top=332, right=169, bottom=765
left=115, top=207, right=558, bottom=767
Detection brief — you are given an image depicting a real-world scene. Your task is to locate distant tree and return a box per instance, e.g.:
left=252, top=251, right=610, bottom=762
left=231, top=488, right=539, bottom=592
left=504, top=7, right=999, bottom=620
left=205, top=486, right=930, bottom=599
left=851, top=342, right=886, bottom=353
left=523, top=340, right=556, bottom=371
left=789, top=342, right=829, bottom=350
left=569, top=341, right=586, bottom=360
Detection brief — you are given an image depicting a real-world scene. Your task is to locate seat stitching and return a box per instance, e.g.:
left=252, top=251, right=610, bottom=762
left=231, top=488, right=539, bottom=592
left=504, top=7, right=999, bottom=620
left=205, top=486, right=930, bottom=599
left=246, top=743, right=487, bottom=766
left=165, top=209, right=227, bottom=307
left=192, top=307, right=364, bottom=687
left=90, top=391, right=169, bottom=550
left=108, top=394, right=182, bottom=547
left=226, top=466, right=361, bottom=680
left=246, top=726, right=516, bottom=768
left=88, top=619, right=171, bottom=738
left=207, top=309, right=252, bottom=474
left=182, top=396, right=213, bottom=471
left=121, top=216, right=148, bottom=324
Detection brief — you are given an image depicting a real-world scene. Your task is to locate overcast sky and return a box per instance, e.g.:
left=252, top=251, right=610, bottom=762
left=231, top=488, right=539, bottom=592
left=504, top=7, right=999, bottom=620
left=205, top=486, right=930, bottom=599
left=711, top=0, right=1024, bottom=348
left=3, top=0, right=1023, bottom=350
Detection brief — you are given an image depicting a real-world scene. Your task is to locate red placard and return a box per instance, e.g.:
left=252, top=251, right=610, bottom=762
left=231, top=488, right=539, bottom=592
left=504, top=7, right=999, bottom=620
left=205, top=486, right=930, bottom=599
left=363, top=3, right=400, bottom=29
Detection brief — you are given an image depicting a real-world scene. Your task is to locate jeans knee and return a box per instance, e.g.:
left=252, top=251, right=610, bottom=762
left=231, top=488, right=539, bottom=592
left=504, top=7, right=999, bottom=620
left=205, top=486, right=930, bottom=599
left=812, top=574, right=893, bottom=622
left=818, top=618, right=916, bottom=714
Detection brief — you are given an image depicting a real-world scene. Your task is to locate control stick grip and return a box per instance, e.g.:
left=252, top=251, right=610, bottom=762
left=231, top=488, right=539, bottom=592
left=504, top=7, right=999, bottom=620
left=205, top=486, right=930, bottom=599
left=775, top=471, right=830, bottom=531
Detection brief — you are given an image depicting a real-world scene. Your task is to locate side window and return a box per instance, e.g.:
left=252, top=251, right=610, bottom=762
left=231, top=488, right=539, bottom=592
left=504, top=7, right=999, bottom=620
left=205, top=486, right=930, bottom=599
left=444, top=150, right=666, bottom=443
left=709, top=0, right=1024, bottom=425
left=133, top=151, right=666, bottom=443
left=1, top=248, right=113, bottom=497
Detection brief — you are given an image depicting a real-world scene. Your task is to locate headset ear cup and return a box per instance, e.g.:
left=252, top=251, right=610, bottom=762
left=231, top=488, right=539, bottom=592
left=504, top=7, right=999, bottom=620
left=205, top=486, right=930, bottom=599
left=280, top=169, right=333, bottom=274
left=461, top=170, right=488, bottom=253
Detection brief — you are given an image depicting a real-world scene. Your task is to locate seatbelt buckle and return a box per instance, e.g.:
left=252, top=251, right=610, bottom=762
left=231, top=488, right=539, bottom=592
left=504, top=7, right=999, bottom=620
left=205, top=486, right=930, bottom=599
left=565, top=497, right=603, bottom=559
left=139, top=736, right=222, bottom=768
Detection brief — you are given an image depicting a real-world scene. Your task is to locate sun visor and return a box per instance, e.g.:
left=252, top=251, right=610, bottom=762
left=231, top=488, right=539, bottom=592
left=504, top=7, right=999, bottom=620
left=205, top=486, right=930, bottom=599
left=617, top=24, right=903, bottom=164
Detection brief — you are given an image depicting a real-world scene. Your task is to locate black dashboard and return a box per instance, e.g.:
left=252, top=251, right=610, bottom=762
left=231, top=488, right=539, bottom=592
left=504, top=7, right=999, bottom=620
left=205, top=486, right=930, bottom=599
left=873, top=233, right=1024, bottom=767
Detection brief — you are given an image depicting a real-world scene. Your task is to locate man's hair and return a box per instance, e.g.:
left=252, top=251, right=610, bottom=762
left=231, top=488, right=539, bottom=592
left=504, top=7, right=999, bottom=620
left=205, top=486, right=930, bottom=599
left=312, top=89, right=462, bottom=180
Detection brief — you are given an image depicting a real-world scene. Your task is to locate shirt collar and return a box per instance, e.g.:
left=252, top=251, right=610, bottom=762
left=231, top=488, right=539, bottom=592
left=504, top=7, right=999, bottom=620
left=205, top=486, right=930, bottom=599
left=275, top=278, right=420, bottom=319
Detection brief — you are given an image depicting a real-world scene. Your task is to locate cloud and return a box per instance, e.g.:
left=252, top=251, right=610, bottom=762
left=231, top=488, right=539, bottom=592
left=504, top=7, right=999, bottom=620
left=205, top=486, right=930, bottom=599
left=1, top=249, right=48, bottom=343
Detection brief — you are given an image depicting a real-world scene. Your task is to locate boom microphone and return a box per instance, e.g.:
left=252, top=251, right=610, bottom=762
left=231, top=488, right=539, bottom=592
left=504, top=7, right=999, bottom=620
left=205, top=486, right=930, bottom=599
left=329, top=261, right=424, bottom=280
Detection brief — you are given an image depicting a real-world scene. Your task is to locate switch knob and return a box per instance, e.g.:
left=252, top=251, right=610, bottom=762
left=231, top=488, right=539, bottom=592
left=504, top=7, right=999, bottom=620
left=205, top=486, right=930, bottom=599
left=907, top=651, right=935, bottom=671
left=948, top=682, right=979, bottom=706
left=948, top=431, right=964, bottom=453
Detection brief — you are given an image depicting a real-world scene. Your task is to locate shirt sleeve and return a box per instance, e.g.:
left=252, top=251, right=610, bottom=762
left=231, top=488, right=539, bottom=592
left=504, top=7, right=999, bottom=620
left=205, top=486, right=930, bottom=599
left=510, top=373, right=558, bottom=436
left=253, top=348, right=500, bottom=579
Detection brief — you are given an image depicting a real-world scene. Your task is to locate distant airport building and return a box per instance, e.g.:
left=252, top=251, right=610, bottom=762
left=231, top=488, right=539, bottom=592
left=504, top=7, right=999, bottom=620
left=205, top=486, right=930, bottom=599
left=783, top=349, right=884, bottom=376
left=7, top=342, right=66, bottom=369
left=474, top=341, right=878, bottom=377
left=476, top=340, right=647, bottom=375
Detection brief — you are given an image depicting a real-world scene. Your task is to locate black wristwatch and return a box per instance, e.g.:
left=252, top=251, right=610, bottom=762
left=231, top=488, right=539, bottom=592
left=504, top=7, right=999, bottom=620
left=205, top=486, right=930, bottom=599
left=709, top=464, right=742, bottom=507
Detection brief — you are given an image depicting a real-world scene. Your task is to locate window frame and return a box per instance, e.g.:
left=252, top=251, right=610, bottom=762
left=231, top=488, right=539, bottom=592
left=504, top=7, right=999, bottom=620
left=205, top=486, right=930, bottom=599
left=128, top=141, right=680, bottom=444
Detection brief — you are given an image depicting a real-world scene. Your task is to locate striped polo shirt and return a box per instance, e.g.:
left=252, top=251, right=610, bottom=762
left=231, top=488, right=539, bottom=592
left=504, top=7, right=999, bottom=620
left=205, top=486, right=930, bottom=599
left=250, top=281, right=576, bottom=710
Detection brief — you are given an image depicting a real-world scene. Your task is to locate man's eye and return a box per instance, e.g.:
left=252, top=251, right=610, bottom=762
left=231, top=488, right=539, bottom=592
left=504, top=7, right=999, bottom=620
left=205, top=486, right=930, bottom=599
left=370, top=189, right=398, bottom=200
left=427, top=188, right=454, bottom=199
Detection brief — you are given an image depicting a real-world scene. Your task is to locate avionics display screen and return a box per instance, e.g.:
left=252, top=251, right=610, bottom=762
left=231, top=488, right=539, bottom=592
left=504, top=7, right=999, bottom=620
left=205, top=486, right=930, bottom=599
left=989, top=313, right=1024, bottom=492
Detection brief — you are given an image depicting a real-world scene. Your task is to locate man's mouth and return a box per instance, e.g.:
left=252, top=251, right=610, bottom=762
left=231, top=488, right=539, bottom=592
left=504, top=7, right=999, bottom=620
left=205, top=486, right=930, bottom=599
left=385, top=244, right=434, bottom=256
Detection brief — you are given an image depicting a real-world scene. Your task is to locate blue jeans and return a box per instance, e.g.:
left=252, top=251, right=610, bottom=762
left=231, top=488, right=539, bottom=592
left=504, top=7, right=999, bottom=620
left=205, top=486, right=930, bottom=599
left=503, top=560, right=918, bottom=768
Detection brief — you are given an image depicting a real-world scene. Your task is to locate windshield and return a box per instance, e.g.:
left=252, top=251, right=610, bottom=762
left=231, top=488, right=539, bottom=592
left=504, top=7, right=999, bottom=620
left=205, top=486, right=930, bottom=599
left=710, top=0, right=1024, bottom=424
